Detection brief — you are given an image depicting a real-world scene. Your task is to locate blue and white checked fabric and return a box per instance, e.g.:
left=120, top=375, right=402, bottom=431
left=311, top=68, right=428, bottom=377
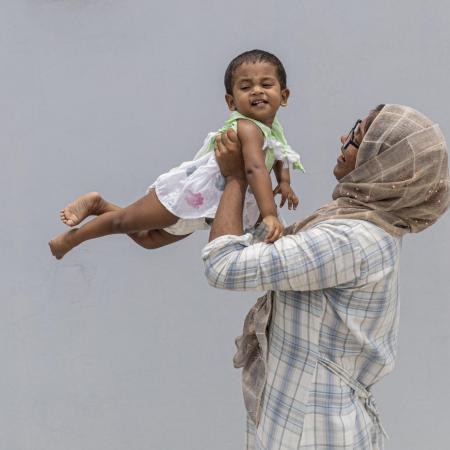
left=202, top=219, right=401, bottom=450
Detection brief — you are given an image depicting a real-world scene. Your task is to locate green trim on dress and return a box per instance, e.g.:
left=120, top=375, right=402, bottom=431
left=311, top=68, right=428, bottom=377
left=195, top=111, right=305, bottom=172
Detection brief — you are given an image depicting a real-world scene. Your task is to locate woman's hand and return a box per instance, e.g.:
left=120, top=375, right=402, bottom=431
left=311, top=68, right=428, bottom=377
left=273, top=181, right=299, bottom=210
left=215, top=128, right=246, bottom=180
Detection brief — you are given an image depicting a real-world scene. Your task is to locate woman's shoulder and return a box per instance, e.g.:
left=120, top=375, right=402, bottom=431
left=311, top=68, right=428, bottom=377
left=310, top=218, right=401, bottom=261
left=310, top=218, right=400, bottom=240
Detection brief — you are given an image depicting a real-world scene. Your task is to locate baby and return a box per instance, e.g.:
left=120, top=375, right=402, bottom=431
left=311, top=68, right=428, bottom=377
left=49, top=49, right=304, bottom=259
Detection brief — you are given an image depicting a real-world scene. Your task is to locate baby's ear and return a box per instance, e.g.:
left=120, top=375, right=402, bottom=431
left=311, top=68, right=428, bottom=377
left=280, top=88, right=290, bottom=107
left=225, top=94, right=236, bottom=111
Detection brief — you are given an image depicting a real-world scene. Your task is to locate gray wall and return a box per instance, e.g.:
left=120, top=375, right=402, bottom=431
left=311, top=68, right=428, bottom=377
left=1, top=1, right=449, bottom=449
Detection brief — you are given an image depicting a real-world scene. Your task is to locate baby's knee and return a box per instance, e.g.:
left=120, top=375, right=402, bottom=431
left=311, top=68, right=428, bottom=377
left=132, top=230, right=164, bottom=249
left=142, top=238, right=162, bottom=249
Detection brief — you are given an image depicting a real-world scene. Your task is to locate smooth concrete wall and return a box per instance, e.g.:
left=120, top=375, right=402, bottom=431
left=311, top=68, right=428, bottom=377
left=1, top=1, right=449, bottom=449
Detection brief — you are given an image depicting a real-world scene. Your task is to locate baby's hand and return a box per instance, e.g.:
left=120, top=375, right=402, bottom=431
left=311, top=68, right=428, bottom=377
left=262, top=215, right=284, bottom=243
left=273, top=182, right=299, bottom=210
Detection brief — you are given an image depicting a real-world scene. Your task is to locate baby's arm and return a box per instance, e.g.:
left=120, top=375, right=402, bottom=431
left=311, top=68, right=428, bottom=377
left=236, top=119, right=283, bottom=242
left=273, top=161, right=299, bottom=210
left=273, top=160, right=290, bottom=186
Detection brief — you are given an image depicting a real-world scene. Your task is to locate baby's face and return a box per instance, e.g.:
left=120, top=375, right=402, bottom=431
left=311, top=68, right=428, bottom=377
left=225, top=61, right=289, bottom=127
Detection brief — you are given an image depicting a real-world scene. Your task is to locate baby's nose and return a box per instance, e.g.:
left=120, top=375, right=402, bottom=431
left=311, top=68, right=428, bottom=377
left=340, top=135, right=347, bottom=144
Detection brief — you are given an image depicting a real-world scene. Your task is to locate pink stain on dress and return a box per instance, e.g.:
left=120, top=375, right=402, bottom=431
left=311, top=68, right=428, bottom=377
left=185, top=189, right=204, bottom=208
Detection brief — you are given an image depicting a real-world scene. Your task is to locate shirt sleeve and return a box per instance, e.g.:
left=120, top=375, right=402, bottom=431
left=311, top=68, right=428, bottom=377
left=201, top=221, right=362, bottom=292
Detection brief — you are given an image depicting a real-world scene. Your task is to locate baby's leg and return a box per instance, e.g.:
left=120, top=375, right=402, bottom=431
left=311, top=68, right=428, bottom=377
left=49, top=190, right=179, bottom=259
left=58, top=192, right=189, bottom=250
left=128, top=228, right=190, bottom=249
left=91, top=197, right=190, bottom=249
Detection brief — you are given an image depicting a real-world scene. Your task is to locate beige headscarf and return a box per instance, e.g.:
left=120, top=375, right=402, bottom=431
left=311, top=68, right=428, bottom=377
left=286, top=104, right=450, bottom=236
left=234, top=104, right=450, bottom=426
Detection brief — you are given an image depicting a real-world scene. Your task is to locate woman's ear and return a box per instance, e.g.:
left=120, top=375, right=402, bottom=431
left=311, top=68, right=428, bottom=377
left=280, top=88, right=290, bottom=107
left=225, top=94, right=236, bottom=111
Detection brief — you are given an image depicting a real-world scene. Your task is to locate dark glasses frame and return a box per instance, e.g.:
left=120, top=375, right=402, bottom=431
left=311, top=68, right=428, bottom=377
left=342, top=119, right=362, bottom=151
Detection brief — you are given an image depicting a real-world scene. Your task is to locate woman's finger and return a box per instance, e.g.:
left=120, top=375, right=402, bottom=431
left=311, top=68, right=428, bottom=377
left=226, top=127, right=239, bottom=144
left=215, top=134, right=223, bottom=153
left=221, top=130, right=232, bottom=148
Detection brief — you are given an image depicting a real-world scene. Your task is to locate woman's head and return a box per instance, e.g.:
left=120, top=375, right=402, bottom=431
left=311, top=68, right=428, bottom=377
left=334, top=105, right=385, bottom=181
left=224, top=50, right=289, bottom=127
left=332, top=104, right=449, bottom=234
left=288, top=104, right=449, bottom=237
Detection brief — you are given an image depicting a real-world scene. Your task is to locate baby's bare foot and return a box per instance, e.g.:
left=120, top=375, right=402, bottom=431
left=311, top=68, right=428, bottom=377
left=49, top=229, right=78, bottom=260
left=60, top=192, right=102, bottom=227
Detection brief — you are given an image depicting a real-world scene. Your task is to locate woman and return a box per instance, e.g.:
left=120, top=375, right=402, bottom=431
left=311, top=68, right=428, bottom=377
left=202, top=104, right=449, bottom=450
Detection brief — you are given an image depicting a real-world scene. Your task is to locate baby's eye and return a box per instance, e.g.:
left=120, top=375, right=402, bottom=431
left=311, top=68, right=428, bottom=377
left=240, top=85, right=250, bottom=90
left=263, top=83, right=273, bottom=88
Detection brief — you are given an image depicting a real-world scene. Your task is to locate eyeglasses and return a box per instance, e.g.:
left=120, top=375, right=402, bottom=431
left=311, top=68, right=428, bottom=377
left=341, top=119, right=362, bottom=151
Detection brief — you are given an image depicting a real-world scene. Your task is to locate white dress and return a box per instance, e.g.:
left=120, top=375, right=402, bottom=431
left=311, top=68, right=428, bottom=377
left=148, top=111, right=303, bottom=235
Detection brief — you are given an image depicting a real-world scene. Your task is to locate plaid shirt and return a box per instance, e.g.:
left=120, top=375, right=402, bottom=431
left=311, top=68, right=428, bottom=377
left=202, top=219, right=401, bottom=450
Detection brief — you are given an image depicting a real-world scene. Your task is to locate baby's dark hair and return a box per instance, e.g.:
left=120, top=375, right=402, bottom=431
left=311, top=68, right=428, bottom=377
left=224, top=49, right=287, bottom=95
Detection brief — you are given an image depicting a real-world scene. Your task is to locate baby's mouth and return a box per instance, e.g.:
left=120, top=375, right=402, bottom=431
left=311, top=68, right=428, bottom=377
left=251, top=99, right=268, bottom=106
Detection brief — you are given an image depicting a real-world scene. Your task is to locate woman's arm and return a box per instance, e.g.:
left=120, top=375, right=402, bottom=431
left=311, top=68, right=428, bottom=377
left=207, top=128, right=362, bottom=292
left=208, top=176, right=247, bottom=241
left=203, top=221, right=363, bottom=292
left=209, top=128, right=248, bottom=242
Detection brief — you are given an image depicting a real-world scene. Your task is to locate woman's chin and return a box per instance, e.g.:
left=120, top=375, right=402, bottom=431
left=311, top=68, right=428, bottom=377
left=333, top=166, right=342, bottom=180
